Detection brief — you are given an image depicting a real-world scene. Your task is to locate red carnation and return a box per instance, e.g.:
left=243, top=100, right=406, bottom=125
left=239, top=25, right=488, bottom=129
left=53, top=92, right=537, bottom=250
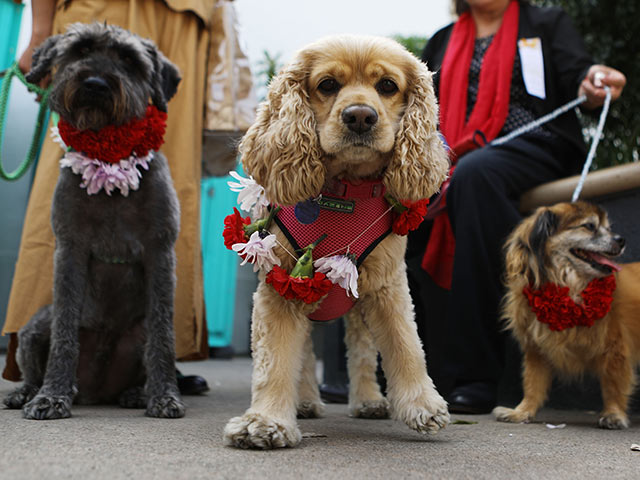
left=523, top=275, right=616, bottom=331
left=58, top=105, right=167, bottom=164
left=266, top=266, right=332, bottom=304
left=392, top=198, right=429, bottom=235
left=266, top=265, right=297, bottom=300
left=223, top=208, right=251, bottom=250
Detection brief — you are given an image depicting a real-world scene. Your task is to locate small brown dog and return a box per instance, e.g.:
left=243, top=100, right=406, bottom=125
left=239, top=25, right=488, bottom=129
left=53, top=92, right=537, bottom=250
left=494, top=201, right=640, bottom=429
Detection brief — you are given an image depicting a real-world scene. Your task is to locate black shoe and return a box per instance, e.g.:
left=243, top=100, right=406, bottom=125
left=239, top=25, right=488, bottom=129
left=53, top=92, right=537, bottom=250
left=447, top=382, right=496, bottom=414
left=319, top=383, right=349, bottom=404
left=176, top=369, right=209, bottom=395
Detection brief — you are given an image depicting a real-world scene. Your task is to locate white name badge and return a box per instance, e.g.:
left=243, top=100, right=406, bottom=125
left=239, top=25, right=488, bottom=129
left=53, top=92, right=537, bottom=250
left=518, top=37, right=546, bottom=99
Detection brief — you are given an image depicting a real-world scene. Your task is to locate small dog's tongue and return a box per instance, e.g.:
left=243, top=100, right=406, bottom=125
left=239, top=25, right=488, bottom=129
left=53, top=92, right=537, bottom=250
left=588, top=251, right=622, bottom=272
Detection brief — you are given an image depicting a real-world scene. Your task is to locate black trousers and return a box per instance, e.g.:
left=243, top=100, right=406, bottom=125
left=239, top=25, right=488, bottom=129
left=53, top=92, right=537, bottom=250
left=408, top=134, right=581, bottom=394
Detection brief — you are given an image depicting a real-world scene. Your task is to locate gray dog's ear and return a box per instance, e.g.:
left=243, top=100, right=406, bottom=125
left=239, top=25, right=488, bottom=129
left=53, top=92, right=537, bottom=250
left=26, top=34, right=63, bottom=84
left=143, top=40, right=181, bottom=112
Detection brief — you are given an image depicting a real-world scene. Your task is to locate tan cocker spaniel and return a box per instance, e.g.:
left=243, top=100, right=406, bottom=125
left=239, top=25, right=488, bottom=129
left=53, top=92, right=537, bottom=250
left=223, top=35, right=450, bottom=449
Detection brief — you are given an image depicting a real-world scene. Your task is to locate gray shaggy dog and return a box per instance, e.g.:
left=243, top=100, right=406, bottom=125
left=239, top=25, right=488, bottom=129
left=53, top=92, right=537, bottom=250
left=3, top=23, right=185, bottom=419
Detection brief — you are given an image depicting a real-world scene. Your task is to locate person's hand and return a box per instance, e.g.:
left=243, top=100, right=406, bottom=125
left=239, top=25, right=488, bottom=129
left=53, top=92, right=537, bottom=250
left=578, top=64, right=626, bottom=109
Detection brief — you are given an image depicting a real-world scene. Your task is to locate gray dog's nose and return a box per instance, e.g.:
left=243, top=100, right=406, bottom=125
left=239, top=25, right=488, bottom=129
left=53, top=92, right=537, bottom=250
left=342, top=104, right=378, bottom=134
left=83, top=76, right=109, bottom=92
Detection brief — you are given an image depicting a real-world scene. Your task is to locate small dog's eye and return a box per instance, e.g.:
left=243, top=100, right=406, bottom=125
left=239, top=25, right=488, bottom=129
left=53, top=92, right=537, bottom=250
left=376, top=79, right=398, bottom=95
left=80, top=46, right=91, bottom=55
left=582, top=222, right=597, bottom=232
left=318, top=78, right=341, bottom=95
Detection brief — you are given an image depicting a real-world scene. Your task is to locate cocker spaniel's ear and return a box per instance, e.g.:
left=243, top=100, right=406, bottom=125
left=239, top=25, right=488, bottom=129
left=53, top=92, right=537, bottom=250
left=383, top=60, right=448, bottom=202
left=239, top=55, right=325, bottom=206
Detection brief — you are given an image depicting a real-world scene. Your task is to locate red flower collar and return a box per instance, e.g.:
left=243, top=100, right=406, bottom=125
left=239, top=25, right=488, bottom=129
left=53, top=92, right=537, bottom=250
left=58, top=105, right=167, bottom=164
left=523, top=275, right=616, bottom=332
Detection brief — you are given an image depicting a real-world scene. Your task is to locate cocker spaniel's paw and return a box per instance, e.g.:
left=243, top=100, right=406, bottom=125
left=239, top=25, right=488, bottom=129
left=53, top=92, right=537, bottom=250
left=598, top=411, right=629, bottom=430
left=23, top=394, right=72, bottom=420
left=119, top=386, right=147, bottom=409
left=349, top=398, right=390, bottom=419
left=297, top=400, right=325, bottom=419
left=3, top=384, right=39, bottom=409
left=145, top=394, right=185, bottom=418
left=493, top=406, right=534, bottom=424
left=396, top=390, right=450, bottom=434
left=223, top=412, right=302, bottom=449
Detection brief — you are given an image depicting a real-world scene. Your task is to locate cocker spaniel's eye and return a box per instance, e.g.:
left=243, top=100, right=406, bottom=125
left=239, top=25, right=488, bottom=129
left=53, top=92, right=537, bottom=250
left=318, top=78, right=341, bottom=95
left=582, top=222, right=597, bottom=232
left=376, top=79, right=398, bottom=96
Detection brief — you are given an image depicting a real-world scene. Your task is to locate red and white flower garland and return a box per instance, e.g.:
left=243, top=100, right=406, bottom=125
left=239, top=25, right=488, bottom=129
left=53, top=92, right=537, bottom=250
left=54, top=105, right=167, bottom=196
left=224, top=172, right=428, bottom=304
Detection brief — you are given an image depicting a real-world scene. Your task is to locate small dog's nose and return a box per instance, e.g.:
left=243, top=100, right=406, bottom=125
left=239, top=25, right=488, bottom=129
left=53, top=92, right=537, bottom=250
left=342, top=104, right=378, bottom=134
left=83, top=76, right=109, bottom=92
left=614, top=234, right=626, bottom=249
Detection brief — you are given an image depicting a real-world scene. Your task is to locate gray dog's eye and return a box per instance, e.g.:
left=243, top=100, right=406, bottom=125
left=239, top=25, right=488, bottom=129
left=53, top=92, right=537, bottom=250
left=376, top=79, right=398, bottom=96
left=318, top=78, right=341, bottom=95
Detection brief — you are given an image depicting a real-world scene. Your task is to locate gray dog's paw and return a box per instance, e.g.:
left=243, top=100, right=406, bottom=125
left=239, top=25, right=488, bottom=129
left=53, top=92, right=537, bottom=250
left=145, top=394, right=185, bottom=418
left=3, top=385, right=39, bottom=409
left=119, top=386, right=147, bottom=409
left=23, top=394, right=72, bottom=420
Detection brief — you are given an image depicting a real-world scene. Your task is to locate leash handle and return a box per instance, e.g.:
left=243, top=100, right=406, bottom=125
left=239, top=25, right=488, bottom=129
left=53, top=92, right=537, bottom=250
left=0, top=62, right=52, bottom=181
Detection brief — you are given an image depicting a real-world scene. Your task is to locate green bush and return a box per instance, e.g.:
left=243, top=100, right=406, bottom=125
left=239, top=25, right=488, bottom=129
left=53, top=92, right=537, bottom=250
left=391, top=35, right=428, bottom=58
left=534, top=0, right=639, bottom=167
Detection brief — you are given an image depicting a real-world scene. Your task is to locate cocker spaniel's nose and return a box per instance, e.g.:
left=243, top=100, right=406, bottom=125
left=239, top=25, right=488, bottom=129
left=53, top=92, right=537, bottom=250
left=342, top=104, right=378, bottom=134
left=614, top=234, right=626, bottom=250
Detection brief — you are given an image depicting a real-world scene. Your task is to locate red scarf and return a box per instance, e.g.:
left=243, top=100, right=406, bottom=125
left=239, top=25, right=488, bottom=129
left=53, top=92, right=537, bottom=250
left=422, top=0, right=519, bottom=290
left=58, top=105, right=167, bottom=164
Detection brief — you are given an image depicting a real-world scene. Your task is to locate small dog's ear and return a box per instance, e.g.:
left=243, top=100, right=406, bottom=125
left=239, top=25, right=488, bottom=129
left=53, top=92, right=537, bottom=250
left=143, top=40, right=181, bottom=112
left=239, top=55, right=325, bottom=206
left=529, top=208, right=558, bottom=267
left=26, top=34, right=62, bottom=84
left=383, top=59, right=448, bottom=202
left=505, top=207, right=557, bottom=286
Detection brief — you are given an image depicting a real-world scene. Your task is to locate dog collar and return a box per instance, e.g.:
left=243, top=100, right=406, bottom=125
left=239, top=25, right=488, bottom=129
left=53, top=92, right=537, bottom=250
left=523, top=275, right=616, bottom=331
left=322, top=178, right=386, bottom=199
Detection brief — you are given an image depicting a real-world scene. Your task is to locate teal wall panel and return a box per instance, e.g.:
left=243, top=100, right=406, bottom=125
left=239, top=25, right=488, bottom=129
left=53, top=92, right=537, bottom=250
left=201, top=174, right=240, bottom=348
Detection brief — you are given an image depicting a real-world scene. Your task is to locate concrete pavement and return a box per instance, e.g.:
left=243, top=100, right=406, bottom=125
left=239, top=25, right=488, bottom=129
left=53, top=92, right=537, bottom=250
left=2, top=355, right=640, bottom=479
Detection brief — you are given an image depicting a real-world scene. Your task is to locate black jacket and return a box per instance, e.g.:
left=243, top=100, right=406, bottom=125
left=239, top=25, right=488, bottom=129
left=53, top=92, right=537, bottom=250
left=422, top=1, right=593, bottom=159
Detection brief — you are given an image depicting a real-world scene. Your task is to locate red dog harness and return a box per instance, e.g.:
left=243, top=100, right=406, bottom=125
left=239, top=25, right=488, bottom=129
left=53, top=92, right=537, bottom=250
left=275, top=179, right=392, bottom=321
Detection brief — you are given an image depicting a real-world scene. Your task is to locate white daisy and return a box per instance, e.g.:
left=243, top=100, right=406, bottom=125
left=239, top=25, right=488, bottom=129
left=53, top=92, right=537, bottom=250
left=314, top=254, right=359, bottom=298
left=228, top=170, right=269, bottom=217
left=232, top=231, right=281, bottom=272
